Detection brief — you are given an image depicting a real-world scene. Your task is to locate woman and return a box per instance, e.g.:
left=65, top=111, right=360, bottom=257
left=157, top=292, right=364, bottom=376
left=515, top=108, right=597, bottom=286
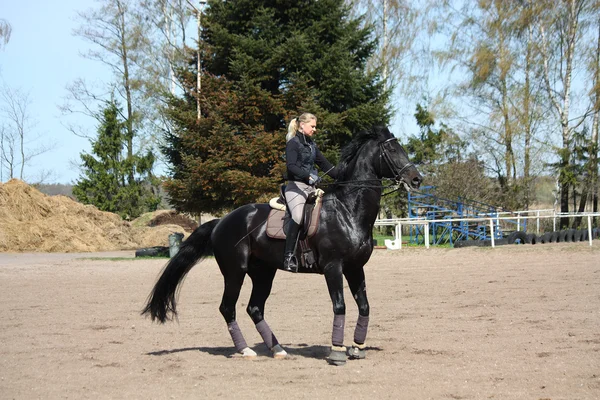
left=283, top=113, right=338, bottom=272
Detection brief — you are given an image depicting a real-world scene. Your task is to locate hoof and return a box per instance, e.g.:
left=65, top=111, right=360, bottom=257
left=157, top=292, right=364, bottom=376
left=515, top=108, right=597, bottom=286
left=327, top=346, right=347, bottom=366
left=348, top=344, right=366, bottom=360
left=271, top=344, right=288, bottom=359
left=240, top=347, right=257, bottom=359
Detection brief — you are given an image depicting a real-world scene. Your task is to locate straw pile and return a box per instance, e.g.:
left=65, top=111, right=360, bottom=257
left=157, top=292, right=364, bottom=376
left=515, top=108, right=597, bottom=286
left=0, top=179, right=196, bottom=253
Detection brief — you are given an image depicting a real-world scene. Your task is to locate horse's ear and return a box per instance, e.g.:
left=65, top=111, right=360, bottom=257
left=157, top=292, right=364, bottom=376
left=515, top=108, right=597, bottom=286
left=372, top=125, right=391, bottom=138
left=381, top=125, right=392, bottom=134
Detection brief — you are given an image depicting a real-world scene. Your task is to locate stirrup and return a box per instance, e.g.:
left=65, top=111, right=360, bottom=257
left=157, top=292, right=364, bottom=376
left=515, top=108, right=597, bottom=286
left=283, top=254, right=298, bottom=273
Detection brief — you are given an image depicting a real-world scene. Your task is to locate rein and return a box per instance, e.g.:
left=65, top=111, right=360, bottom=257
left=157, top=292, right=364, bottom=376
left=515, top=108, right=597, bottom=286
left=316, top=137, right=412, bottom=197
left=318, top=178, right=402, bottom=197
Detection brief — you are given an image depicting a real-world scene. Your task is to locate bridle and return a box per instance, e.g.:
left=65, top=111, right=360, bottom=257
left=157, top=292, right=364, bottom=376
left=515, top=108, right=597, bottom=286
left=378, top=137, right=415, bottom=186
left=316, top=137, right=416, bottom=196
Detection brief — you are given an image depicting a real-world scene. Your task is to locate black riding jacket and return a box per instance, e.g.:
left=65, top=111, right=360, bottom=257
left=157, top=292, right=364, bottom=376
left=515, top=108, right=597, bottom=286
left=286, top=132, right=338, bottom=184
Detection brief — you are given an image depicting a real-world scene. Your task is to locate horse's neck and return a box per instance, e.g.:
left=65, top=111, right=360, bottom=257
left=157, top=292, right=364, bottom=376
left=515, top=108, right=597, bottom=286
left=332, top=165, right=382, bottom=229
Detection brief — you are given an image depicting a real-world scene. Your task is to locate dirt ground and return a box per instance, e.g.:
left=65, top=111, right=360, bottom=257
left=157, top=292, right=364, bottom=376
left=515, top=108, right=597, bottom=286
left=1, top=243, right=599, bottom=400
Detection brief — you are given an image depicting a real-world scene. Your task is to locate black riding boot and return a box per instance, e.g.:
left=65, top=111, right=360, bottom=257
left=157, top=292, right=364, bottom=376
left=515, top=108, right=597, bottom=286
left=283, top=220, right=301, bottom=273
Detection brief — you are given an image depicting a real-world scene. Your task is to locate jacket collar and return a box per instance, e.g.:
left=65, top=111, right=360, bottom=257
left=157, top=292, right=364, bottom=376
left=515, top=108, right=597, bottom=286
left=297, top=132, right=313, bottom=145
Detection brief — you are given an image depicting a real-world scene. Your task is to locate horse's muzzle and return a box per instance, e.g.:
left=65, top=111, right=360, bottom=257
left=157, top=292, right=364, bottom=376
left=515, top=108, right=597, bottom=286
left=401, top=171, right=423, bottom=191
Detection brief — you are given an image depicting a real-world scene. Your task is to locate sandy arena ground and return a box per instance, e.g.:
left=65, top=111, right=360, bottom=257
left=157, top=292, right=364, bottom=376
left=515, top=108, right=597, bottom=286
left=1, top=243, right=599, bottom=399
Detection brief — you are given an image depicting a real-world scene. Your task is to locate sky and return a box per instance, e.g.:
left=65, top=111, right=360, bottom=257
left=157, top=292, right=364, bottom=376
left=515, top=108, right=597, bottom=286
left=0, top=0, right=110, bottom=184
left=0, top=0, right=420, bottom=185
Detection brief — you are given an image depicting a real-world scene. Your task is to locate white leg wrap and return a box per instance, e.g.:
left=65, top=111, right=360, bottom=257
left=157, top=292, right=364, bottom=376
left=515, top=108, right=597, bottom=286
left=271, top=344, right=288, bottom=359
left=240, top=347, right=257, bottom=358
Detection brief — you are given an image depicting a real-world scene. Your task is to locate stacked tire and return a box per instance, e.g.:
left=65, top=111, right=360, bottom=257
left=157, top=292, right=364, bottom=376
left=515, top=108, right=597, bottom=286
left=453, top=227, right=600, bottom=248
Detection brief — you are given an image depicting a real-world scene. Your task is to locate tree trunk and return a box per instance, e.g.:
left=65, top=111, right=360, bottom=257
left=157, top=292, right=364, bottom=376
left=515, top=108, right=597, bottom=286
left=116, top=0, right=135, bottom=184
left=591, top=19, right=600, bottom=225
left=573, top=184, right=588, bottom=228
left=539, top=0, right=581, bottom=229
left=523, top=23, right=533, bottom=209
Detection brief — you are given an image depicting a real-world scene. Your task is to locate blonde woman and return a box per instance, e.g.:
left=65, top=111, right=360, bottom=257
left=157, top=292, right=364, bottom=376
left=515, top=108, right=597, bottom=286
left=283, top=113, right=338, bottom=272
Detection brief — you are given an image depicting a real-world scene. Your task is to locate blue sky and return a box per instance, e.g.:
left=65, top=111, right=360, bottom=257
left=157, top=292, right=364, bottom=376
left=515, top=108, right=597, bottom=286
left=1, top=0, right=109, bottom=183
left=1, top=0, right=420, bottom=185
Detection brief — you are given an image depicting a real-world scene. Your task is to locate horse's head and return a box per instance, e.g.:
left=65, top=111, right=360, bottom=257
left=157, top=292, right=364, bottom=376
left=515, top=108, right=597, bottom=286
left=337, top=125, right=423, bottom=191
left=373, top=126, right=422, bottom=191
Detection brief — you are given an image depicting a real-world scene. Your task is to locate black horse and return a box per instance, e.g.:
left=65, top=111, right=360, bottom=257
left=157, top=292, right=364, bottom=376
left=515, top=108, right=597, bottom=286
left=142, top=125, right=422, bottom=365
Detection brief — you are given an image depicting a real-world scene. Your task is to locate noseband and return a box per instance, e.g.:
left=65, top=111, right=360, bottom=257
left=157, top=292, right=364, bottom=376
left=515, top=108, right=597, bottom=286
left=378, top=137, right=414, bottom=184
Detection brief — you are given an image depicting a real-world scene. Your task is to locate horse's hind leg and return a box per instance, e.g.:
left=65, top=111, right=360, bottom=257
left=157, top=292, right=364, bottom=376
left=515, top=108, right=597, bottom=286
left=344, top=267, right=369, bottom=360
left=219, top=271, right=256, bottom=358
left=246, top=266, right=287, bottom=359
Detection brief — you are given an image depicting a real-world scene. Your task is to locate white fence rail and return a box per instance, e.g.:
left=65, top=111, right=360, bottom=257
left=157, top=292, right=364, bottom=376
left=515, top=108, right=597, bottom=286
left=374, top=212, right=600, bottom=249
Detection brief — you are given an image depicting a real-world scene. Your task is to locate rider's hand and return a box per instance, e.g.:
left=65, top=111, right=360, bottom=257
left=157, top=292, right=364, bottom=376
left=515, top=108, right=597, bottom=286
left=309, top=174, right=321, bottom=186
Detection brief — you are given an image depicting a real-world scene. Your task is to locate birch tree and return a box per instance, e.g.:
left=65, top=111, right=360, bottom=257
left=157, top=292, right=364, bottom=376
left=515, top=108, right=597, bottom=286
left=0, top=84, right=53, bottom=181
left=63, top=0, right=193, bottom=171
left=535, top=0, right=590, bottom=226
left=590, top=17, right=600, bottom=221
left=352, top=0, right=421, bottom=92
left=431, top=0, right=540, bottom=209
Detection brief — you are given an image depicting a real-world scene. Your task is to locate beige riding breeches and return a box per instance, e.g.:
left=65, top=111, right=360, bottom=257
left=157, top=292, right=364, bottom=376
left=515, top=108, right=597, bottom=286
left=284, top=181, right=315, bottom=225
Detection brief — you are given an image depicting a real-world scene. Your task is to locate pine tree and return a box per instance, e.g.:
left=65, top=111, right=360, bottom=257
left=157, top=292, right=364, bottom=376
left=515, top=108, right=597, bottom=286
left=73, top=102, right=160, bottom=219
left=163, top=0, right=390, bottom=214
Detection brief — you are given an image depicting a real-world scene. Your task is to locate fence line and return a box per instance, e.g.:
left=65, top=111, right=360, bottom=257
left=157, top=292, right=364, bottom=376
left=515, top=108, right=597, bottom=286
left=374, top=212, right=600, bottom=249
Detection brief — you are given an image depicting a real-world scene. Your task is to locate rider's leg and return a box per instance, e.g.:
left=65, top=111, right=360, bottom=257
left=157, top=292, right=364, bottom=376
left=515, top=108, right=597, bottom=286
left=283, top=219, right=301, bottom=272
left=283, top=182, right=309, bottom=272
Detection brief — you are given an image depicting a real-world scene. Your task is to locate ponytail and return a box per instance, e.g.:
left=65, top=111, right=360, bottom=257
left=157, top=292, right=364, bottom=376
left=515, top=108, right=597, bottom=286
left=286, top=113, right=316, bottom=142
left=286, top=117, right=299, bottom=142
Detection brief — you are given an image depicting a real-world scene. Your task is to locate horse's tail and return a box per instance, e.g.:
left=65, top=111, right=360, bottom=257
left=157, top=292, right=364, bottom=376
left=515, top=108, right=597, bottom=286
left=141, top=218, right=220, bottom=323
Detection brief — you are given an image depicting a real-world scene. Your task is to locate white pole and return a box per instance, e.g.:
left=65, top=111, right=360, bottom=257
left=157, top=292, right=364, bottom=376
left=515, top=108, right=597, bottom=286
left=186, top=0, right=206, bottom=121
left=536, top=210, right=540, bottom=234
left=425, top=223, right=430, bottom=249
left=588, top=215, right=593, bottom=247
left=489, top=218, right=495, bottom=248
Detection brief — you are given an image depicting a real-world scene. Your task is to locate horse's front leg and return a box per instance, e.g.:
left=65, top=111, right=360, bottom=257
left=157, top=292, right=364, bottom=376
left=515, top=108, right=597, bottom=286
left=324, top=264, right=347, bottom=366
left=344, top=267, right=369, bottom=360
left=246, top=266, right=287, bottom=359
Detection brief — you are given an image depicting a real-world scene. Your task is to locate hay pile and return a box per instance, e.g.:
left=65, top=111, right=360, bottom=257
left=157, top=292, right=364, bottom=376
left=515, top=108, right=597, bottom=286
left=0, top=179, right=195, bottom=253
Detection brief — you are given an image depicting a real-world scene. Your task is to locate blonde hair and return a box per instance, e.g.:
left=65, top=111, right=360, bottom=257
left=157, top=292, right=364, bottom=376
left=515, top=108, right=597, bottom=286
left=286, top=113, right=316, bottom=142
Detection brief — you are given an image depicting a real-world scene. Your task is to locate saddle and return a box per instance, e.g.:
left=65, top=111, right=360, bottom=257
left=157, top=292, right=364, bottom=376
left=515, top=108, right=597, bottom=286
left=266, top=186, right=324, bottom=240
left=266, top=186, right=325, bottom=272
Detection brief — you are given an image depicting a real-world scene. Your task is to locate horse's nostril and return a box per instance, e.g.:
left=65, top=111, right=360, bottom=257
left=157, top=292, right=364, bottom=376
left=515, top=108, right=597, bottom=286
left=412, top=176, right=422, bottom=187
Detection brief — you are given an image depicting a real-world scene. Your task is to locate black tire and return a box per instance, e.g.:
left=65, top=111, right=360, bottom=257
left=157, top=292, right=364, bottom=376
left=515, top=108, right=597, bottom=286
left=573, top=230, right=583, bottom=242
left=507, top=231, right=528, bottom=244
left=526, top=233, right=537, bottom=245
left=454, top=239, right=486, bottom=248
left=566, top=229, right=576, bottom=242
left=581, top=229, right=589, bottom=241
left=453, top=240, right=468, bottom=248
left=540, top=232, right=552, bottom=244
left=593, top=228, right=600, bottom=239
left=493, top=238, right=509, bottom=246
left=135, top=246, right=170, bottom=258
left=549, top=231, right=559, bottom=243
left=558, top=230, right=569, bottom=242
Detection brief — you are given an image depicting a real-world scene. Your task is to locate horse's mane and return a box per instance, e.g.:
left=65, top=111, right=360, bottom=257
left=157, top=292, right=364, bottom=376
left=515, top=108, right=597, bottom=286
left=335, top=125, right=391, bottom=181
